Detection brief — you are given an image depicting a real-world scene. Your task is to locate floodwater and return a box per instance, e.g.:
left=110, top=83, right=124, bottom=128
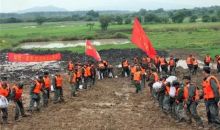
left=20, top=39, right=130, bottom=49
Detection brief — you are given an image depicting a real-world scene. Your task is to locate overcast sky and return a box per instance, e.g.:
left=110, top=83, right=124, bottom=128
left=1, top=0, right=220, bottom=13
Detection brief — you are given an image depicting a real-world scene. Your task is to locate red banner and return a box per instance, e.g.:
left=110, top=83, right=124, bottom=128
left=85, top=40, right=101, bottom=61
left=8, top=53, right=61, bottom=62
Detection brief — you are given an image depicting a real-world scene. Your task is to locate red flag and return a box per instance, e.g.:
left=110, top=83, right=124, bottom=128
left=85, top=40, right=101, bottom=61
left=131, top=17, right=157, bottom=58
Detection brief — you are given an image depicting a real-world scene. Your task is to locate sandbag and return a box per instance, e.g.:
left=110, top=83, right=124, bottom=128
left=0, top=95, right=9, bottom=108
left=169, top=86, right=176, bottom=98
left=153, top=82, right=162, bottom=91
left=166, top=76, right=177, bottom=84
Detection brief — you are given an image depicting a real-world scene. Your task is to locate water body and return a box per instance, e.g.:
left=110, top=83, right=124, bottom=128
left=20, top=39, right=130, bottom=49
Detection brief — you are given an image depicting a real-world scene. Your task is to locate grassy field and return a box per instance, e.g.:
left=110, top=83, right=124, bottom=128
left=0, top=21, right=220, bottom=56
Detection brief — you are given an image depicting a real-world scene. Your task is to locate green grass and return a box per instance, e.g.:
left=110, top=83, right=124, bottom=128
left=0, top=21, right=220, bottom=57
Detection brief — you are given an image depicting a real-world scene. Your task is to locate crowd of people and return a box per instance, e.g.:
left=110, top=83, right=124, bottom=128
left=0, top=54, right=220, bottom=129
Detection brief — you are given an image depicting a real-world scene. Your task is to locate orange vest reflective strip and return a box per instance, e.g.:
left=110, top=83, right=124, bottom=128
left=55, top=76, right=63, bottom=87
left=169, top=59, right=175, bottom=66
left=133, top=71, right=141, bottom=81
left=160, top=58, right=166, bottom=65
left=33, top=80, right=42, bottom=94
left=13, top=85, right=23, bottom=100
left=152, top=72, right=159, bottom=82
left=123, top=60, right=129, bottom=67
left=203, top=76, right=220, bottom=100
left=68, top=62, right=74, bottom=71
left=43, top=77, right=51, bottom=89
left=187, top=57, right=193, bottom=65
left=205, top=56, right=211, bottom=63
left=0, top=86, right=9, bottom=97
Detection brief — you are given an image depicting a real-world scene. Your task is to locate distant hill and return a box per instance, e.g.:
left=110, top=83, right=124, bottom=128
left=18, top=6, right=67, bottom=13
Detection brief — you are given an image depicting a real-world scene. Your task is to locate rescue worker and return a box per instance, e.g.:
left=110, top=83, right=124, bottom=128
left=91, top=64, right=96, bottom=85
left=130, top=64, right=137, bottom=81
left=162, top=82, right=171, bottom=113
left=83, top=64, right=92, bottom=89
left=102, top=60, right=108, bottom=77
left=168, top=55, right=176, bottom=75
left=107, top=64, right=114, bottom=78
left=186, top=55, right=193, bottom=75
left=159, top=56, right=168, bottom=74
left=204, top=54, right=212, bottom=67
left=28, top=76, right=44, bottom=112
left=216, top=55, right=220, bottom=73
left=140, top=66, right=146, bottom=89
left=202, top=67, right=220, bottom=125
left=43, top=71, right=51, bottom=107
left=154, top=55, right=160, bottom=73
left=157, top=75, right=167, bottom=108
left=148, top=68, right=159, bottom=98
left=98, top=61, right=105, bottom=80
left=133, top=67, right=142, bottom=93
left=11, top=82, right=27, bottom=121
left=0, top=82, right=10, bottom=124
left=192, top=57, right=199, bottom=75
left=182, top=76, right=203, bottom=127
left=53, top=73, right=64, bottom=103
left=69, top=69, right=77, bottom=97
left=122, top=58, right=130, bottom=77
left=67, top=60, right=74, bottom=74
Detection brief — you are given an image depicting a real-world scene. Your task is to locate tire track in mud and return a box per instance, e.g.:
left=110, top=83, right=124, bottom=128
left=1, top=77, right=203, bottom=130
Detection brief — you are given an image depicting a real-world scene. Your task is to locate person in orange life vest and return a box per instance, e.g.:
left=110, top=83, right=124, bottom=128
left=192, top=57, right=199, bottom=75
left=159, top=55, right=168, bottom=74
left=0, top=82, right=10, bottom=124
left=98, top=61, right=105, bottom=80
left=69, top=68, right=78, bottom=97
left=83, top=64, right=92, bottom=89
left=174, top=80, right=191, bottom=123
left=121, top=58, right=130, bottom=77
left=130, top=64, right=138, bottom=81
left=107, top=64, right=114, bottom=78
left=42, top=71, right=51, bottom=107
left=28, top=75, right=44, bottom=112
left=141, top=56, right=148, bottom=70
left=186, top=54, right=194, bottom=75
left=204, top=54, right=212, bottom=67
left=11, top=82, right=28, bottom=121
left=102, top=60, right=108, bottom=77
left=140, top=65, right=146, bottom=89
left=168, top=55, right=176, bottom=75
left=157, top=75, right=168, bottom=108
left=53, top=73, right=64, bottom=103
left=202, top=67, right=220, bottom=125
left=133, top=66, right=142, bottom=93
left=154, top=55, right=160, bottom=73
left=67, top=60, right=74, bottom=74
left=215, top=55, right=220, bottom=73
left=181, top=76, right=203, bottom=127
left=148, top=68, right=159, bottom=97
left=162, top=81, right=172, bottom=113
left=90, top=64, right=96, bottom=85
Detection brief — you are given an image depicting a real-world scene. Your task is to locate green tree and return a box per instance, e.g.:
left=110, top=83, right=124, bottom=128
left=202, top=15, right=211, bottom=22
left=99, top=15, right=112, bottom=31
left=86, top=23, right=95, bottom=31
left=189, top=15, right=198, bottom=22
left=171, top=12, right=185, bottom=23
left=124, top=18, right=132, bottom=24
left=211, top=16, right=218, bottom=22
left=115, top=16, right=123, bottom=25
left=35, top=16, right=46, bottom=25
left=86, top=10, right=99, bottom=17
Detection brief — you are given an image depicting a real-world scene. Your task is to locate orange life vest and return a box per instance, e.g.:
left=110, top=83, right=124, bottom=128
left=68, top=62, right=74, bottom=71
left=133, top=71, right=141, bottom=81
left=12, top=85, right=23, bottom=100
left=193, top=59, right=198, bottom=65
left=131, top=66, right=137, bottom=74
left=152, top=72, right=159, bottom=82
left=33, top=80, right=42, bottom=94
left=159, top=58, right=166, bottom=65
left=71, top=73, right=77, bottom=83
left=84, top=66, right=91, bottom=77
left=165, top=86, right=170, bottom=95
left=169, top=59, right=175, bottom=66
left=205, top=56, right=211, bottom=63
left=186, top=57, right=193, bottom=65
left=202, top=76, right=220, bottom=100
left=183, top=84, right=200, bottom=101
left=43, top=76, right=51, bottom=89
left=0, top=85, right=10, bottom=97
left=122, top=60, right=129, bottom=67
left=55, top=76, right=63, bottom=88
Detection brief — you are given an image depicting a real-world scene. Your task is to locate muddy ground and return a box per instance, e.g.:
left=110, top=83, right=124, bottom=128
left=0, top=49, right=220, bottom=130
